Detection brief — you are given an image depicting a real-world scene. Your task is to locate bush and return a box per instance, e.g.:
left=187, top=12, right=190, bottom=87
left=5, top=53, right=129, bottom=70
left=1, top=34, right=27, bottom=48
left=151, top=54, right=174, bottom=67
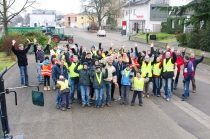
left=176, top=33, right=188, bottom=46
left=0, top=31, right=57, bottom=55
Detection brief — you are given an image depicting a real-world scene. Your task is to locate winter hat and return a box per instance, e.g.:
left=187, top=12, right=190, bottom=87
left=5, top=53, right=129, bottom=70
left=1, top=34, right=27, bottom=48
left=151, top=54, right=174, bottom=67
left=83, top=62, right=88, bottom=66
left=87, top=51, right=91, bottom=54
left=145, top=55, right=150, bottom=59
left=142, top=51, right=146, bottom=55
left=91, top=45, right=95, bottom=49
left=96, top=65, right=101, bottom=69
left=45, top=56, right=49, bottom=60
left=95, top=59, right=99, bottom=62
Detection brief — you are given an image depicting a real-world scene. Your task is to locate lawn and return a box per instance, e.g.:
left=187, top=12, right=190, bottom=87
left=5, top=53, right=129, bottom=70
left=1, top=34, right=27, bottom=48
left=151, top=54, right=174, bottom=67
left=135, top=32, right=176, bottom=43
left=0, top=52, right=16, bottom=71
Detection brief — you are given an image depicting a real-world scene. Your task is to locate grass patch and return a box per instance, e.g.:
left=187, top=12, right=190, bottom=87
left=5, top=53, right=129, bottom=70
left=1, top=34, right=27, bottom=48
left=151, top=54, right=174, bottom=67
left=0, top=52, right=16, bottom=71
left=135, top=32, right=176, bottom=43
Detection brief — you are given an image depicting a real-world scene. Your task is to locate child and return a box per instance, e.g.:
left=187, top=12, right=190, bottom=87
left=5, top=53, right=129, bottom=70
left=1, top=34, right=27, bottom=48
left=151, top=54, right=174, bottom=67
left=56, top=75, right=71, bottom=111
left=41, top=56, right=52, bottom=91
left=120, top=64, right=134, bottom=105
left=90, top=65, right=108, bottom=109
left=131, top=70, right=149, bottom=106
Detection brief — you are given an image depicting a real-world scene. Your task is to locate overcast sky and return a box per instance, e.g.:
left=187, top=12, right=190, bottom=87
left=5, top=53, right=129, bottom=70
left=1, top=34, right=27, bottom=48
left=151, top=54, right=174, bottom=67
left=18, top=0, right=81, bottom=15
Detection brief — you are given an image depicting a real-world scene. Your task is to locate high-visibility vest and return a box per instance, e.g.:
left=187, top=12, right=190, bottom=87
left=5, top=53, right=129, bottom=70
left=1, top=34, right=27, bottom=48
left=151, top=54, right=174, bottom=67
left=122, top=57, right=129, bottom=63
left=141, top=62, right=152, bottom=77
left=68, top=62, right=83, bottom=78
left=51, top=49, right=58, bottom=59
left=163, top=58, right=174, bottom=72
left=130, top=57, right=139, bottom=68
left=133, top=77, right=144, bottom=91
left=153, top=62, right=162, bottom=76
left=41, top=64, right=52, bottom=76
left=57, top=80, right=69, bottom=92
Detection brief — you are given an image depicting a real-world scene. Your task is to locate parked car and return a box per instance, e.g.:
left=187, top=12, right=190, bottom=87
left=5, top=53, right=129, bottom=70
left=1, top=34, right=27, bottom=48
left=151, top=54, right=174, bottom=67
left=97, top=30, right=106, bottom=37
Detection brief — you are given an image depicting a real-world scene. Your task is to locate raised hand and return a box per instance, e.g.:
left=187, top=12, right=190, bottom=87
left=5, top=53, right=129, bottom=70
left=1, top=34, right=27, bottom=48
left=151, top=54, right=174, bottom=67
left=182, top=47, right=186, bottom=52
left=27, top=39, right=30, bottom=44
left=171, top=47, right=174, bottom=52
left=167, top=44, right=170, bottom=50
left=151, top=42, right=154, bottom=47
left=48, top=38, right=51, bottom=44
left=202, top=53, right=205, bottom=56
left=34, top=38, right=37, bottom=44
left=12, top=40, right=16, bottom=45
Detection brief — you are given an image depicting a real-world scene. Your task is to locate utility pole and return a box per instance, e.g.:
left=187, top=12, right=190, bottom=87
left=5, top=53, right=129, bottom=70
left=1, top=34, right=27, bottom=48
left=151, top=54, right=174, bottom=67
left=128, top=0, right=130, bottom=37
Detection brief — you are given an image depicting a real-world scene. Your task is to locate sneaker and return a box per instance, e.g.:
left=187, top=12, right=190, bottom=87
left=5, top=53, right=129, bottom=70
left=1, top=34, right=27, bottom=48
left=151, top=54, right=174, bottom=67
left=82, top=104, right=85, bottom=108
left=47, top=86, right=50, bottom=91
left=142, top=94, right=145, bottom=98
left=67, top=106, right=71, bottom=109
left=182, top=98, right=186, bottom=101
left=94, top=105, right=97, bottom=108
left=52, top=86, right=56, bottom=90
left=166, top=98, right=170, bottom=102
left=56, top=104, right=60, bottom=109
left=117, top=97, right=121, bottom=101
left=87, top=104, right=91, bottom=107
left=61, top=107, right=66, bottom=111
left=106, top=103, right=111, bottom=107
left=97, top=106, right=100, bottom=109
left=131, top=103, right=134, bottom=106
left=24, top=84, right=29, bottom=86
left=38, top=82, right=42, bottom=85
left=146, top=94, right=150, bottom=98
left=91, top=97, right=95, bottom=101
left=111, top=98, right=116, bottom=101
left=192, top=90, right=196, bottom=93
left=44, top=86, right=47, bottom=91
left=162, top=95, right=166, bottom=99
left=139, top=103, right=143, bottom=106
left=157, top=95, right=160, bottom=97
left=101, top=104, right=104, bottom=108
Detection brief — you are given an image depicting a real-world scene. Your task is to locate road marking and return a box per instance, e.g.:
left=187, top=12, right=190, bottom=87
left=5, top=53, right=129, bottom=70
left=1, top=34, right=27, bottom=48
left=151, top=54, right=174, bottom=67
left=172, top=95, right=210, bottom=130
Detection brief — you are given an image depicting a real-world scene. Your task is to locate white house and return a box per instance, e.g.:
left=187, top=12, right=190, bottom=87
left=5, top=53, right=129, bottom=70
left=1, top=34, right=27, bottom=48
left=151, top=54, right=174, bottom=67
left=122, top=0, right=193, bottom=35
left=30, top=10, right=56, bottom=27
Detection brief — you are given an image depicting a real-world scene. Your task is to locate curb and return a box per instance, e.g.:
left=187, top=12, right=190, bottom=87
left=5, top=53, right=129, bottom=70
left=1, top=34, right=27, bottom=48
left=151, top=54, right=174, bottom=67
left=7, top=61, right=17, bottom=71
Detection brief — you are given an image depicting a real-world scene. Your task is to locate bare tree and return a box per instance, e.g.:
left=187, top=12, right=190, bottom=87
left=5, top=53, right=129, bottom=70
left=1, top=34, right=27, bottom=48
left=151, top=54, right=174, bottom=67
left=81, top=0, right=112, bottom=29
left=0, top=0, right=36, bottom=36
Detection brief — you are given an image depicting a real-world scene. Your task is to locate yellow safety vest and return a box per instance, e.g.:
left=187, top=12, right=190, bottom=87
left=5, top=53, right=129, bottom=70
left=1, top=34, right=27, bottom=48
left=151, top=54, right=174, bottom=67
left=51, top=49, right=58, bottom=59
left=57, top=80, right=69, bottom=92
left=153, top=63, right=162, bottom=76
left=163, top=59, right=174, bottom=72
left=123, top=69, right=130, bottom=77
left=141, top=62, right=152, bottom=77
left=133, top=77, right=144, bottom=91
left=68, top=62, right=83, bottom=78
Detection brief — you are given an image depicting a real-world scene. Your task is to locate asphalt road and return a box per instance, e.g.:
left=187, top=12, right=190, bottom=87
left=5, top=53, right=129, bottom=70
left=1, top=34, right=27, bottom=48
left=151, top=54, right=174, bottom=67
left=3, top=28, right=210, bottom=139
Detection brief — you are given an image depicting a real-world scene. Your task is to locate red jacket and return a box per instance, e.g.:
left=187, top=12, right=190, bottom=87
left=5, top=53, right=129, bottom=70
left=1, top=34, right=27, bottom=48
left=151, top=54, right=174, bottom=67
left=176, top=55, right=184, bottom=73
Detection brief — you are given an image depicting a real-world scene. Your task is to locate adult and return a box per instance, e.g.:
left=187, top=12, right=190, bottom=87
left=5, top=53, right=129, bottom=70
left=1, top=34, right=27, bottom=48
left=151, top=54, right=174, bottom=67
left=33, top=38, right=51, bottom=84
left=81, top=46, right=94, bottom=67
left=52, top=59, right=69, bottom=108
left=160, top=47, right=177, bottom=102
left=190, top=52, right=204, bottom=93
left=182, top=55, right=194, bottom=101
left=135, top=46, right=146, bottom=68
left=102, top=57, right=118, bottom=107
left=11, top=39, right=31, bottom=86
left=65, top=54, right=83, bottom=104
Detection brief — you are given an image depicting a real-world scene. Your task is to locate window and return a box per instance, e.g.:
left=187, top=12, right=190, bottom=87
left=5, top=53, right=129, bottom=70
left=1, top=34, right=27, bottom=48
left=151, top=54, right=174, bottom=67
left=126, top=10, right=128, bottom=16
left=133, top=9, right=136, bottom=15
left=172, top=20, right=174, bottom=28
left=81, top=17, right=83, bottom=19
left=68, top=17, right=70, bottom=22
left=75, top=17, right=77, bottom=22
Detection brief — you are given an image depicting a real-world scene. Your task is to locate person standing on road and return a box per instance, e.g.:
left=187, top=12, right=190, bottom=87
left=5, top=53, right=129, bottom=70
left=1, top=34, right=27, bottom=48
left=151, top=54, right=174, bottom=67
left=52, top=59, right=69, bottom=109
left=41, top=56, right=52, bottom=91
left=74, top=62, right=91, bottom=108
left=90, top=65, right=108, bottom=109
left=182, top=55, right=194, bottom=101
left=33, top=38, right=51, bottom=84
left=56, top=75, right=71, bottom=111
left=131, top=70, right=149, bottom=106
left=11, top=39, right=32, bottom=86
left=190, top=52, right=204, bottom=93
left=160, top=47, right=177, bottom=102
left=174, top=48, right=185, bottom=90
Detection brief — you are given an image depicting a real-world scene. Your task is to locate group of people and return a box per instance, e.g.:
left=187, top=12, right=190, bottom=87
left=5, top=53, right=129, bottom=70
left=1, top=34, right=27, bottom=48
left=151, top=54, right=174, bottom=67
left=11, top=38, right=205, bottom=111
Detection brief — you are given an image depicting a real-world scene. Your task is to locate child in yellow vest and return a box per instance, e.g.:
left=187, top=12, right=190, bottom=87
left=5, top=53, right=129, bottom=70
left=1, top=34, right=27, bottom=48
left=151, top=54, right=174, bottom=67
left=56, top=75, right=71, bottom=111
left=131, top=70, right=149, bottom=106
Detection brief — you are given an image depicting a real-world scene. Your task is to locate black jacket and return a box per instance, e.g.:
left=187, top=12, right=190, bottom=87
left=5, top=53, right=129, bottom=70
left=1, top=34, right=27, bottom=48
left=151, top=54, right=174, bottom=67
left=74, top=65, right=91, bottom=86
left=33, top=44, right=50, bottom=63
left=12, top=44, right=31, bottom=66
left=90, top=69, right=108, bottom=89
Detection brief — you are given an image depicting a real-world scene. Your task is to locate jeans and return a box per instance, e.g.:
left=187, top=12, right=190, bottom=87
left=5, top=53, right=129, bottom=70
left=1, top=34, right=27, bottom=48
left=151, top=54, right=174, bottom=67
left=183, top=80, right=190, bottom=99
left=36, top=63, right=44, bottom=82
left=19, top=66, right=29, bottom=85
left=152, top=77, right=160, bottom=95
left=70, top=79, right=81, bottom=102
left=103, top=81, right=112, bottom=104
left=55, top=90, right=61, bottom=105
left=131, top=91, right=142, bottom=105
left=121, top=85, right=130, bottom=104
left=94, top=88, right=103, bottom=106
left=61, top=92, right=70, bottom=108
left=174, top=72, right=180, bottom=88
left=143, top=82, right=150, bottom=94
left=163, top=78, right=172, bottom=99
left=80, top=85, right=90, bottom=105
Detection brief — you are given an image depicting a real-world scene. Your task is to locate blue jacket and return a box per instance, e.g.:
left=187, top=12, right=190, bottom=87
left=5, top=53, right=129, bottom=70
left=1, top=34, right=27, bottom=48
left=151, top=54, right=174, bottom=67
left=184, top=61, right=194, bottom=81
left=52, top=63, right=68, bottom=82
left=121, top=70, right=132, bottom=85
left=190, top=56, right=204, bottom=73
